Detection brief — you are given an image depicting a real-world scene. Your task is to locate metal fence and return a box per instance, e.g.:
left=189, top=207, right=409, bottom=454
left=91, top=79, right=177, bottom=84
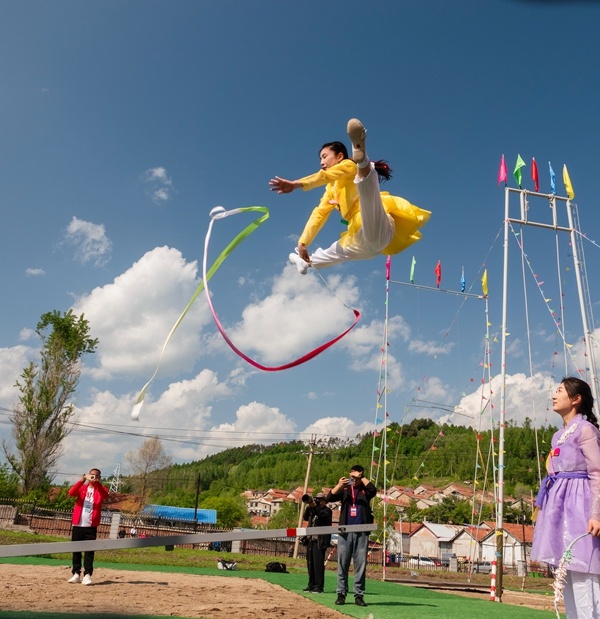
left=1, top=501, right=391, bottom=566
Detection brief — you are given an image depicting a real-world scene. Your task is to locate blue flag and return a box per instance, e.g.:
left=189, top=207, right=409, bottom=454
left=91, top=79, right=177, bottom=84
left=549, top=161, right=556, bottom=194
left=460, top=267, right=466, bottom=293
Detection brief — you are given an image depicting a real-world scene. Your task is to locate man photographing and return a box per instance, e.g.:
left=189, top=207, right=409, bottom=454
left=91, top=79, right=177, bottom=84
left=327, top=464, right=377, bottom=607
left=67, top=468, right=109, bottom=585
left=301, top=492, right=332, bottom=594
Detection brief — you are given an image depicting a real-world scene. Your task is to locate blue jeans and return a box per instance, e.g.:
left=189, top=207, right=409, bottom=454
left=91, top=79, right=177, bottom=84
left=336, top=531, right=369, bottom=597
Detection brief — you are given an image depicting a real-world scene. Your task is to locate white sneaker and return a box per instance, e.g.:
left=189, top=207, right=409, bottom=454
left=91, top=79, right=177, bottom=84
left=347, top=118, right=367, bottom=164
left=82, top=574, right=93, bottom=586
left=289, top=252, right=309, bottom=275
left=68, top=573, right=80, bottom=584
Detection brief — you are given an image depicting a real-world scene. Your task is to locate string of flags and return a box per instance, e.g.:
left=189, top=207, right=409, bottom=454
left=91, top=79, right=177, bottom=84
left=498, top=154, right=575, bottom=199
left=407, top=257, right=488, bottom=297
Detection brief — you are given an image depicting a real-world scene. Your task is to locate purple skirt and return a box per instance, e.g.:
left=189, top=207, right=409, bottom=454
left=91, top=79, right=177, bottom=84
left=531, top=477, right=600, bottom=574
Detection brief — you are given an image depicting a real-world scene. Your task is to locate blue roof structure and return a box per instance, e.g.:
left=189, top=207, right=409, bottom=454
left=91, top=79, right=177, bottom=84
left=141, top=504, right=217, bottom=524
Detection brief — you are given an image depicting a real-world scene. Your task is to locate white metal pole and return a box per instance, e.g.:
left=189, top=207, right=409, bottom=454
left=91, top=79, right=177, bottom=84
left=495, top=186, right=512, bottom=601
left=565, top=200, right=600, bottom=404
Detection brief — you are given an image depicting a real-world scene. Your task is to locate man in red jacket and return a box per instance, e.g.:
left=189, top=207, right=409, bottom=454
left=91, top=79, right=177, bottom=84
left=67, top=468, right=109, bottom=585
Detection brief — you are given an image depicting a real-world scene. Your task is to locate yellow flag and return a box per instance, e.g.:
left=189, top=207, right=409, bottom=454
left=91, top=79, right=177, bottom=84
left=481, top=269, right=488, bottom=297
left=563, top=164, right=575, bottom=199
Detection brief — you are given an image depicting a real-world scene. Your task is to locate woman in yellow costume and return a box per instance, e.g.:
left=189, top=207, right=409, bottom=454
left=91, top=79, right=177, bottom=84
left=269, top=118, right=430, bottom=274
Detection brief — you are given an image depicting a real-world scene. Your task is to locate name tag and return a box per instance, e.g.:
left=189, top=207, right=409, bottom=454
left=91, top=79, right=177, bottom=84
left=350, top=506, right=358, bottom=518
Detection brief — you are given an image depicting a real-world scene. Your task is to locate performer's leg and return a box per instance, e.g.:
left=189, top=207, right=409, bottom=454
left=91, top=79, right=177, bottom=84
left=347, top=118, right=394, bottom=251
left=355, top=166, right=394, bottom=250
left=309, top=241, right=379, bottom=270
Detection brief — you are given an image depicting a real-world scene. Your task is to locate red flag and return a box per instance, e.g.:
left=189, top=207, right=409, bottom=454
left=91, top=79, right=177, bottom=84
left=434, top=260, right=442, bottom=288
left=531, top=157, right=539, bottom=192
left=498, top=154, right=507, bottom=186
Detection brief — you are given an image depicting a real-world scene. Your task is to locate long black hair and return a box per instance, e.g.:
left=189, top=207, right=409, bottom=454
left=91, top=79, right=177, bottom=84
left=320, top=142, right=393, bottom=183
left=561, top=376, right=599, bottom=428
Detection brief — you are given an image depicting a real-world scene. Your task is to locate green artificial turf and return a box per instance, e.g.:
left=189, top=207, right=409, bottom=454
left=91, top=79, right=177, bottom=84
left=0, top=557, right=558, bottom=619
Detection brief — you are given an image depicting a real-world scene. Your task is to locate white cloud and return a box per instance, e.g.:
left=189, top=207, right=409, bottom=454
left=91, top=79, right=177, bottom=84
left=143, top=166, right=174, bottom=204
left=25, top=268, right=45, bottom=276
left=206, top=268, right=362, bottom=365
left=408, top=338, right=454, bottom=355
left=18, top=328, right=36, bottom=342
left=64, top=217, right=112, bottom=267
left=72, top=246, right=211, bottom=380
left=445, top=372, right=556, bottom=428
left=0, top=346, right=34, bottom=409
left=300, top=416, right=374, bottom=441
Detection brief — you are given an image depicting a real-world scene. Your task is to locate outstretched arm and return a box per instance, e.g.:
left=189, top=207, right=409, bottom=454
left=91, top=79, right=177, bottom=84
left=269, top=177, right=302, bottom=194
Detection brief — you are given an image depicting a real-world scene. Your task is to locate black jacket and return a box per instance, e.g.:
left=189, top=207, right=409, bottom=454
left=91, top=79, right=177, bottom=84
left=326, top=480, right=377, bottom=526
left=303, top=503, right=332, bottom=549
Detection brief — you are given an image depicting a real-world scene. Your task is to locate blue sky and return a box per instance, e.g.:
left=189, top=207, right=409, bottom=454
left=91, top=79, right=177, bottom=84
left=1, top=0, right=600, bottom=483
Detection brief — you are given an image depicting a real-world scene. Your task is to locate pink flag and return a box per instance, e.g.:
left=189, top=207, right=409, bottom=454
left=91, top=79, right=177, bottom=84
left=531, top=157, right=539, bottom=192
left=498, top=154, right=507, bottom=185
left=434, top=260, right=442, bottom=288
left=386, top=255, right=391, bottom=280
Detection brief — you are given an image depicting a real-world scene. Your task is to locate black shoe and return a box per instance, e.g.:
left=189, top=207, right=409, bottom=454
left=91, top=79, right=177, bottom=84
left=355, top=596, right=367, bottom=607
left=335, top=594, right=346, bottom=605
left=312, top=589, right=323, bottom=594
left=303, top=586, right=313, bottom=592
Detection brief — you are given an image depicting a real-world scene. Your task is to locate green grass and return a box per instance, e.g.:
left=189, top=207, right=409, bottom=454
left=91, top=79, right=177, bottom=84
left=0, top=530, right=558, bottom=619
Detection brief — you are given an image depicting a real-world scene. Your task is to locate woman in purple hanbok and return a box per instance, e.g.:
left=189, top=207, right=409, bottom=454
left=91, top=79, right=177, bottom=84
left=531, top=377, right=600, bottom=619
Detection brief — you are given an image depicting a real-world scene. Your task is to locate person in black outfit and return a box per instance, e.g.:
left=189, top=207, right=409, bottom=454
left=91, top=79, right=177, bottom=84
left=302, top=493, right=332, bottom=593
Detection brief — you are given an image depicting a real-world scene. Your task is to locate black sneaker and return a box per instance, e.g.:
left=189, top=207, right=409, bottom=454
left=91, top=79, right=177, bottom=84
left=302, top=586, right=313, bottom=592
left=335, top=594, right=346, bottom=605
left=355, top=596, right=367, bottom=607
left=312, top=589, right=323, bottom=594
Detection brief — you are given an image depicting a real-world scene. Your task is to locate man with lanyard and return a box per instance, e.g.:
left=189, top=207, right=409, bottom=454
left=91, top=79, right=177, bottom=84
left=67, top=468, right=109, bottom=585
left=327, top=464, right=377, bottom=607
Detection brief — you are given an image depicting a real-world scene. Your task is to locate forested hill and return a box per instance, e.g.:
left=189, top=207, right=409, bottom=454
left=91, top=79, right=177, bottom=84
left=145, top=419, right=555, bottom=507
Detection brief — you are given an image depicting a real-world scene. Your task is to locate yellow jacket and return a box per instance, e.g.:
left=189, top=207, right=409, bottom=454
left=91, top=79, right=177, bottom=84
left=298, top=159, right=430, bottom=256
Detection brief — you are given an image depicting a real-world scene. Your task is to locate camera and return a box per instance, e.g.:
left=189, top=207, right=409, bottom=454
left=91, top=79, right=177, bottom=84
left=301, top=494, right=313, bottom=504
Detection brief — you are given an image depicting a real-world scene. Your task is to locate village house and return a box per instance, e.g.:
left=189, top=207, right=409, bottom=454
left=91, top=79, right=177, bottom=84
left=480, top=521, right=534, bottom=566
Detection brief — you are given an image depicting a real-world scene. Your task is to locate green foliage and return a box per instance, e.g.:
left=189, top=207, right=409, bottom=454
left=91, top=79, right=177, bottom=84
left=420, top=496, right=473, bottom=524
left=126, top=420, right=553, bottom=511
left=199, top=496, right=249, bottom=528
left=267, top=500, right=300, bottom=530
left=3, top=310, right=97, bottom=494
left=0, top=462, right=20, bottom=498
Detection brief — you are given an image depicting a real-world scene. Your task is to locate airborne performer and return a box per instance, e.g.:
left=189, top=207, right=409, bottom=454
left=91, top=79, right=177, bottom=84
left=269, top=118, right=430, bottom=274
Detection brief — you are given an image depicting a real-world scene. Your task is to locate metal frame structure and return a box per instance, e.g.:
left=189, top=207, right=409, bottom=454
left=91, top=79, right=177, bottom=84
left=495, top=186, right=598, bottom=601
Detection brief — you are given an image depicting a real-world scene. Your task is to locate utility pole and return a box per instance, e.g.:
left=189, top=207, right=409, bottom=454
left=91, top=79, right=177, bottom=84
left=292, top=434, right=317, bottom=559
left=109, top=463, right=121, bottom=493
left=193, top=472, right=201, bottom=532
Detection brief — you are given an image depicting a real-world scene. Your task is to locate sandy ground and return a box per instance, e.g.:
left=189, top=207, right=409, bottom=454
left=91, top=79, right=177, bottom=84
left=0, top=564, right=557, bottom=618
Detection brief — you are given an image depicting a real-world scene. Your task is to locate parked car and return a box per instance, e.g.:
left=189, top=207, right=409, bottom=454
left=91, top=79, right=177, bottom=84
left=408, top=556, right=437, bottom=568
left=474, top=561, right=493, bottom=574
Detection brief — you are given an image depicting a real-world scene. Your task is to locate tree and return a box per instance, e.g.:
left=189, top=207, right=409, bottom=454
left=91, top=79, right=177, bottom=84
left=267, top=500, right=300, bottom=529
left=200, top=496, right=249, bottom=528
left=125, top=436, right=173, bottom=502
left=3, top=310, right=98, bottom=494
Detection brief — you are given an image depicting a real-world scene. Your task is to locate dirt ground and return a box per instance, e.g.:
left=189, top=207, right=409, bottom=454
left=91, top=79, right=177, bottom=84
left=0, top=564, right=558, bottom=618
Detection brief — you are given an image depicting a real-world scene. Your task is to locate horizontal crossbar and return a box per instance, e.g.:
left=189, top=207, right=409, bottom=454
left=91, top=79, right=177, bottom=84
left=0, top=523, right=377, bottom=558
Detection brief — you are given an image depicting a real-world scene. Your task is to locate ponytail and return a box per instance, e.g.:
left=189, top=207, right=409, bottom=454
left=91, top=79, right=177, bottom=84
left=373, top=160, right=393, bottom=183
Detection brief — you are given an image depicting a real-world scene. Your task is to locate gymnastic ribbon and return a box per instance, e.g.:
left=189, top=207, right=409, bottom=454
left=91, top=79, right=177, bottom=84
left=203, top=206, right=360, bottom=371
left=132, top=205, right=360, bottom=420
left=131, top=205, right=270, bottom=420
